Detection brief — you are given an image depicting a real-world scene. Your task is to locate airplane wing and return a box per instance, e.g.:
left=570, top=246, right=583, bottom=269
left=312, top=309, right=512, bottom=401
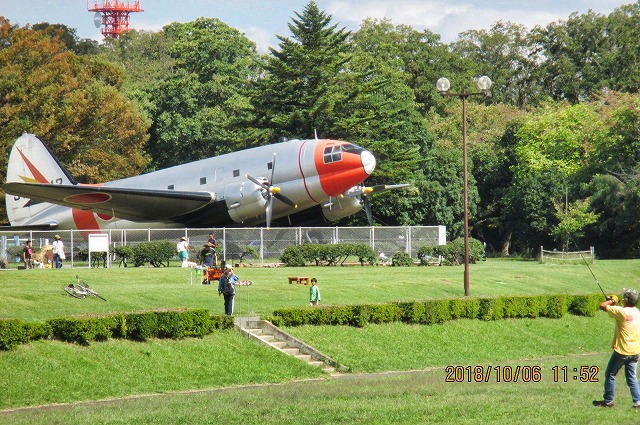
left=3, top=182, right=217, bottom=222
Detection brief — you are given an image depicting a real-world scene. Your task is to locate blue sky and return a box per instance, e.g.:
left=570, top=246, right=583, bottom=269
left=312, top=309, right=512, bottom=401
left=2, top=1, right=629, bottom=52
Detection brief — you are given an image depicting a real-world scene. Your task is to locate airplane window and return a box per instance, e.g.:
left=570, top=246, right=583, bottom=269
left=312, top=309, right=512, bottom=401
left=323, top=145, right=342, bottom=164
left=167, top=184, right=174, bottom=190
left=268, top=162, right=273, bottom=170
left=200, top=177, right=207, bottom=185
left=342, top=143, right=366, bottom=154
left=233, top=169, right=240, bottom=177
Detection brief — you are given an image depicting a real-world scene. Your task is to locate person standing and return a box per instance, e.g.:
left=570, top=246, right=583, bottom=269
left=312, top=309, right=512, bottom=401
left=309, top=277, right=321, bottom=306
left=52, top=235, right=65, bottom=268
left=176, top=236, right=189, bottom=267
left=218, top=267, right=239, bottom=315
left=593, top=288, right=640, bottom=408
left=207, top=233, right=218, bottom=265
left=200, top=243, right=216, bottom=267
left=23, top=240, right=33, bottom=269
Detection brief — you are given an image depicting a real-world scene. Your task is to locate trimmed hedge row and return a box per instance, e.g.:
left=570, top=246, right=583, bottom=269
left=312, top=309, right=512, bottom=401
left=269, top=293, right=603, bottom=327
left=280, top=243, right=376, bottom=266
left=0, top=309, right=235, bottom=350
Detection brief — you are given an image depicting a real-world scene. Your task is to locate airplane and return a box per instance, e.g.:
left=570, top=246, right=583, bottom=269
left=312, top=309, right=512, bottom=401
left=3, top=133, right=408, bottom=236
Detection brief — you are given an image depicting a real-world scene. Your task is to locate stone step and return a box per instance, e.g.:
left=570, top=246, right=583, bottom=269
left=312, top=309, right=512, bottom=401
left=271, top=341, right=287, bottom=349
left=308, top=360, right=324, bottom=368
left=295, top=354, right=312, bottom=362
left=322, top=367, right=336, bottom=374
left=282, top=347, right=300, bottom=356
left=247, top=328, right=262, bottom=335
left=260, top=334, right=275, bottom=342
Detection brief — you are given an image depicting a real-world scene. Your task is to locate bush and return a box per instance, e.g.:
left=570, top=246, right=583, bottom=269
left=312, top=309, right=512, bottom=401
left=133, top=241, right=176, bottom=267
left=280, top=244, right=378, bottom=266
left=569, top=294, right=602, bottom=317
left=434, top=238, right=485, bottom=266
left=391, top=252, right=414, bottom=267
left=280, top=246, right=306, bottom=267
left=113, top=245, right=134, bottom=267
left=0, top=319, right=48, bottom=350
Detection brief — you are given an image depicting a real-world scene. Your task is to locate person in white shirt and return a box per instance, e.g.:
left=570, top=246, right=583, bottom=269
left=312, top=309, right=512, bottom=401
left=176, top=236, right=189, bottom=267
left=52, top=235, right=65, bottom=268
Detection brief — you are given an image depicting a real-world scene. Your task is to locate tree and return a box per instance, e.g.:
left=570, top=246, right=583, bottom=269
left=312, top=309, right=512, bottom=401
left=452, top=21, right=541, bottom=107
left=253, top=0, right=351, bottom=139
left=531, top=4, right=640, bottom=102
left=104, top=19, right=264, bottom=169
left=552, top=198, right=599, bottom=252
left=0, top=18, right=149, bottom=223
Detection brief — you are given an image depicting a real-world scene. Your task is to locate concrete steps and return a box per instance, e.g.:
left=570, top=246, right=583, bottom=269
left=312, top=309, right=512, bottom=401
left=237, top=318, right=342, bottom=374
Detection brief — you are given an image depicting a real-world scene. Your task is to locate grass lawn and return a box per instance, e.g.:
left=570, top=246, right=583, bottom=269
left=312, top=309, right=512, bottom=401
left=1, top=259, right=640, bottom=423
left=2, top=258, right=639, bottom=321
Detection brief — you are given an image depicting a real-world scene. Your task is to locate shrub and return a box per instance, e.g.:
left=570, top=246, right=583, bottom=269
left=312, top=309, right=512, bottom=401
left=280, top=244, right=378, bottom=266
left=436, top=237, right=484, bottom=266
left=133, top=241, right=176, bottom=267
left=423, top=300, right=451, bottom=324
left=280, top=246, right=306, bottom=266
left=391, top=252, right=414, bottom=267
left=417, top=245, right=441, bottom=266
left=76, top=248, right=89, bottom=261
left=569, top=294, right=602, bottom=317
left=478, top=298, right=505, bottom=321
left=0, top=320, right=38, bottom=350
left=113, top=245, right=134, bottom=267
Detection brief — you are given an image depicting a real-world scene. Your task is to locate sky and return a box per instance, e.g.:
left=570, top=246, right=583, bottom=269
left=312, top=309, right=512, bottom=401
left=1, top=0, right=631, bottom=52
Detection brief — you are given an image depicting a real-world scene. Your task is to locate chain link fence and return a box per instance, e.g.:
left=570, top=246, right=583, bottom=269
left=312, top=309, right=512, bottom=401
left=0, top=225, right=445, bottom=268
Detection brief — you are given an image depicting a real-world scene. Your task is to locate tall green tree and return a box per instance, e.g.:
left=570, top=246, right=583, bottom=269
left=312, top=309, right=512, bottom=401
left=103, top=19, right=263, bottom=170
left=532, top=4, right=640, bottom=102
left=253, top=0, right=351, bottom=139
left=452, top=21, right=541, bottom=107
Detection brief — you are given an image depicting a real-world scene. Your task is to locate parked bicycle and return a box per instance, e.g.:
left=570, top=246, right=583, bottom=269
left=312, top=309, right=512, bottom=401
left=64, top=275, right=106, bottom=301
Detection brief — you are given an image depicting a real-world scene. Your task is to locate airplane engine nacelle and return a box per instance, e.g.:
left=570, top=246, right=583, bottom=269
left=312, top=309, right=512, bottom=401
left=224, top=182, right=267, bottom=223
left=321, top=196, right=363, bottom=222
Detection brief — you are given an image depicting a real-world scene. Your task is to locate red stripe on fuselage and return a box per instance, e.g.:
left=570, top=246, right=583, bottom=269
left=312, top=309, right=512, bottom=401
left=298, top=140, right=319, bottom=203
left=72, top=209, right=102, bottom=239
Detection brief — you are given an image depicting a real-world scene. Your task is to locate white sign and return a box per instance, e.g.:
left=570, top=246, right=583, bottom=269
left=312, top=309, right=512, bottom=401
left=88, top=233, right=110, bottom=268
left=89, top=234, right=109, bottom=252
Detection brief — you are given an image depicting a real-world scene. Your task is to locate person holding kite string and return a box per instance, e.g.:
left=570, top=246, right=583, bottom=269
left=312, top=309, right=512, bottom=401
left=593, top=288, right=640, bottom=408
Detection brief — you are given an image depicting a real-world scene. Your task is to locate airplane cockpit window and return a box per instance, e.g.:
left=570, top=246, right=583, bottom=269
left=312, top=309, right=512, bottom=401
left=341, top=143, right=366, bottom=155
left=167, top=184, right=174, bottom=190
left=233, top=169, right=240, bottom=177
left=200, top=177, right=207, bottom=185
left=323, top=145, right=342, bottom=164
left=268, top=162, right=273, bottom=170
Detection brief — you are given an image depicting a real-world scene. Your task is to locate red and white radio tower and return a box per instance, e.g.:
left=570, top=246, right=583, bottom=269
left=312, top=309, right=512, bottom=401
left=87, top=0, right=143, bottom=39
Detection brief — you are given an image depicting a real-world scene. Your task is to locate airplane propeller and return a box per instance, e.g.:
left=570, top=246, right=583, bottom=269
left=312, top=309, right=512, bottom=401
left=246, top=153, right=297, bottom=228
left=344, top=184, right=411, bottom=226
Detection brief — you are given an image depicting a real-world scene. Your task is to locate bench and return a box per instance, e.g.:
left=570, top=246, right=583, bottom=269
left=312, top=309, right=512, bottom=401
left=288, top=276, right=310, bottom=285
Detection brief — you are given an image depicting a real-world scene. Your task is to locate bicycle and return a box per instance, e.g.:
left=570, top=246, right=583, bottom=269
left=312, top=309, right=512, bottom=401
left=63, top=275, right=107, bottom=301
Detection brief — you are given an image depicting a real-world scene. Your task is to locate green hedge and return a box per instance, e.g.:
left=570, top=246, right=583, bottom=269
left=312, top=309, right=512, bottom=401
left=0, top=309, right=234, bottom=350
left=281, top=243, right=376, bottom=266
left=133, top=241, right=176, bottom=267
left=271, top=293, right=603, bottom=327
left=418, top=237, right=484, bottom=266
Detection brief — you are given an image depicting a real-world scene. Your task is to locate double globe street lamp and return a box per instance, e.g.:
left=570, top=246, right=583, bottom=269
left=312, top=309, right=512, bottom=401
left=436, top=76, right=492, bottom=297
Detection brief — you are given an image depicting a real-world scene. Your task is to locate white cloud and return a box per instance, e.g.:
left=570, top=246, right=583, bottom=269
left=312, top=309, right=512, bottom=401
left=239, top=25, right=277, bottom=54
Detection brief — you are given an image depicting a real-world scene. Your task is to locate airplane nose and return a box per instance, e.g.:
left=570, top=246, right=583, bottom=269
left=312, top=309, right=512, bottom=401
left=361, top=150, right=376, bottom=175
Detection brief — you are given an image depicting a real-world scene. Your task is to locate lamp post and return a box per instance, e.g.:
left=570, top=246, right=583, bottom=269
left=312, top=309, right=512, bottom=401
left=437, top=76, right=492, bottom=297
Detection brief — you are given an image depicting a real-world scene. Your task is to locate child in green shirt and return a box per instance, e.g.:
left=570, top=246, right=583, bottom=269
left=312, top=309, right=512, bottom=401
left=309, top=277, right=320, bottom=306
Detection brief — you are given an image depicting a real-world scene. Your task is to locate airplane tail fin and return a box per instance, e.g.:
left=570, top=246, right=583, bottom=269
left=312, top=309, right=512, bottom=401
left=5, top=133, right=75, bottom=226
